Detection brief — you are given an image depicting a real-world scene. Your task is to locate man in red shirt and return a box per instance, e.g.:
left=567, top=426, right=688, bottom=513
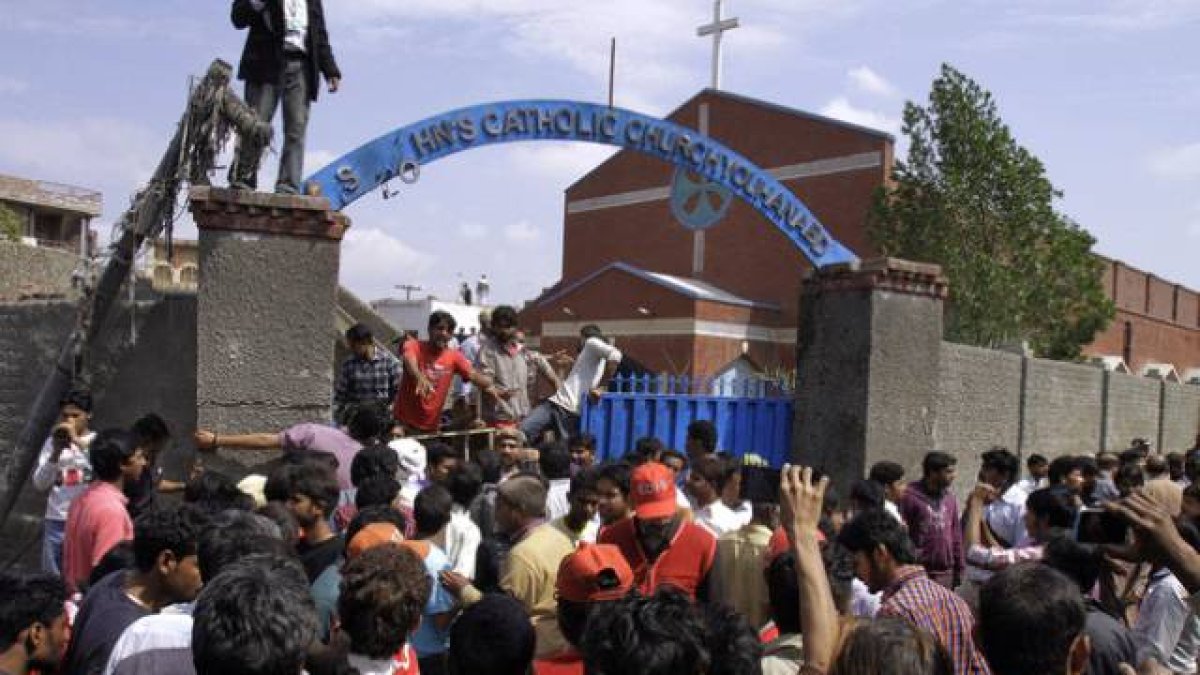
left=598, top=462, right=716, bottom=601
left=395, top=311, right=495, bottom=434
left=534, top=543, right=634, bottom=675
left=62, top=429, right=147, bottom=593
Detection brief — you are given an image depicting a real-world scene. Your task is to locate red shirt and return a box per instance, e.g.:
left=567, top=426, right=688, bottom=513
left=394, top=340, right=472, bottom=432
left=61, top=481, right=132, bottom=593
left=598, top=518, right=716, bottom=600
left=534, top=650, right=584, bottom=675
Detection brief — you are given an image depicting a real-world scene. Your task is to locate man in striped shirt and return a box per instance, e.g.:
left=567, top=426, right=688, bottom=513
left=839, top=509, right=990, bottom=675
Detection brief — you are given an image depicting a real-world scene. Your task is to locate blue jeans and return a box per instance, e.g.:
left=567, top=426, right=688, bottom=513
left=520, top=401, right=579, bottom=444
left=42, top=519, right=65, bottom=576
left=230, top=57, right=311, bottom=194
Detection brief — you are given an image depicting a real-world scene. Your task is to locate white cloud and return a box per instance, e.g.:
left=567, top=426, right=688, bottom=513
left=0, top=75, right=28, bottom=95
left=0, top=116, right=162, bottom=208
left=847, top=66, right=897, bottom=97
left=1148, top=142, right=1200, bottom=180
left=458, top=222, right=486, bottom=239
left=506, top=142, right=618, bottom=185
left=503, top=220, right=541, bottom=242
left=819, top=97, right=900, bottom=136
left=340, top=227, right=438, bottom=301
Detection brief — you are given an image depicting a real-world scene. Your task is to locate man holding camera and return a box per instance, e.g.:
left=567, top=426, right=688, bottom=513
left=31, top=390, right=96, bottom=575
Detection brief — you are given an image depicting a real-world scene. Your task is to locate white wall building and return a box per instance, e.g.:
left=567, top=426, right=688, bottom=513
left=370, top=297, right=492, bottom=340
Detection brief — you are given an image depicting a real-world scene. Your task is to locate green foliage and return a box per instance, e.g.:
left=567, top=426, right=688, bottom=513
left=870, top=64, right=1114, bottom=360
left=0, top=203, right=21, bottom=242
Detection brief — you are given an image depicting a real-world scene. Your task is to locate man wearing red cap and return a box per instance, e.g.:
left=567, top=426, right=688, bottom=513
left=597, top=462, right=716, bottom=601
left=534, top=543, right=635, bottom=674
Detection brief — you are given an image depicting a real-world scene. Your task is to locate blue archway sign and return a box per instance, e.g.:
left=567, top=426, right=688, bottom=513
left=304, top=100, right=857, bottom=267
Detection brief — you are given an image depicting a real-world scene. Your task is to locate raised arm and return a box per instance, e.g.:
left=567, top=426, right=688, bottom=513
left=194, top=429, right=281, bottom=451
left=780, top=465, right=838, bottom=674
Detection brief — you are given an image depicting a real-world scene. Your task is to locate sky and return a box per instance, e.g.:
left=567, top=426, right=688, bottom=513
left=1, top=0, right=1198, bottom=307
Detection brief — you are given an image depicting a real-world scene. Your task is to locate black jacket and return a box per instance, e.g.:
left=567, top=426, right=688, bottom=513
left=231, top=0, right=341, bottom=101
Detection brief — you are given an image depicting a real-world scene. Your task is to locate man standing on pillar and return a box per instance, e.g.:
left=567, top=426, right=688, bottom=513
left=229, top=0, right=341, bottom=194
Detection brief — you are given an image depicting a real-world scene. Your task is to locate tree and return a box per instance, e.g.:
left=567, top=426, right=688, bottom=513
left=0, top=203, right=21, bottom=242
left=870, top=64, right=1113, bottom=360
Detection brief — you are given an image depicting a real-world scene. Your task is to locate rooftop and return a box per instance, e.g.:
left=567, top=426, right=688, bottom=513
left=0, top=173, right=102, bottom=218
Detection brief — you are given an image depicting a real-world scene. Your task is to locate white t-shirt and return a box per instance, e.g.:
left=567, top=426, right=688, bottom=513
left=546, top=478, right=572, bottom=521
left=439, top=505, right=482, bottom=579
left=549, top=337, right=621, bottom=414
left=695, top=501, right=743, bottom=538
left=32, top=432, right=96, bottom=521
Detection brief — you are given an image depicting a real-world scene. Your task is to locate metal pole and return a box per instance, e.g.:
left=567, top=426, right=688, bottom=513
left=608, top=37, right=616, bottom=107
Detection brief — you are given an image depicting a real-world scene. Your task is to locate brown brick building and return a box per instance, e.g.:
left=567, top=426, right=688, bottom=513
left=520, top=89, right=1200, bottom=382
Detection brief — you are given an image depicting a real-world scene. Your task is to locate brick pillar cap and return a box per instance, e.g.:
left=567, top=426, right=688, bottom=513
left=805, top=257, right=948, bottom=298
left=188, top=186, right=350, bottom=241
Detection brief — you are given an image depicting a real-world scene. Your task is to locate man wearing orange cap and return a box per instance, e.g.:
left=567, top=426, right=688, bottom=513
left=597, top=462, right=716, bottom=601
left=534, top=543, right=634, bottom=675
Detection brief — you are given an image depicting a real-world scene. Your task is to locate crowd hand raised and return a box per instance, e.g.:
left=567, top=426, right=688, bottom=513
left=969, top=483, right=997, bottom=506
left=193, top=430, right=218, bottom=451
left=1107, top=491, right=1200, bottom=592
left=780, top=464, right=828, bottom=543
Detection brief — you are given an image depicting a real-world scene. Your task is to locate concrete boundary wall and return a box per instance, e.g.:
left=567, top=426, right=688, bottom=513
left=936, top=344, right=1199, bottom=462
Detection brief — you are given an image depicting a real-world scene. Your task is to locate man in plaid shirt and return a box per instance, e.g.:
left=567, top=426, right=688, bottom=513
left=335, top=323, right=401, bottom=425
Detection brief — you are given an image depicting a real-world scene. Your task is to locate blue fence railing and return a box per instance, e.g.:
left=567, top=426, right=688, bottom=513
left=580, top=375, right=795, bottom=467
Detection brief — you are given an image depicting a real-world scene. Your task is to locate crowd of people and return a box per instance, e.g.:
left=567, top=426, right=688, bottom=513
left=6, top=309, right=1200, bottom=675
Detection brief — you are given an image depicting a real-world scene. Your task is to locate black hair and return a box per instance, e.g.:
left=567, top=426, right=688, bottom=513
left=425, top=442, right=460, bottom=473
left=338, top=545, right=432, bottom=659
left=428, top=310, right=457, bottom=332
left=596, top=461, right=632, bottom=496
left=1027, top=453, right=1049, bottom=468
left=414, top=484, right=454, bottom=537
left=490, top=305, right=518, bottom=328
left=538, top=440, right=572, bottom=480
left=0, top=572, right=66, bottom=650
left=345, top=323, right=372, bottom=342
left=837, top=509, right=917, bottom=564
left=288, top=462, right=340, bottom=517
left=822, top=542, right=856, bottom=615
left=581, top=587, right=710, bottom=675
left=88, top=541, right=135, bottom=589
left=1048, top=456, right=1084, bottom=485
left=692, top=454, right=735, bottom=492
left=557, top=598, right=593, bottom=649
left=446, top=462, right=484, bottom=508
left=192, top=554, right=317, bottom=675
left=345, top=505, right=407, bottom=547
left=198, top=510, right=288, bottom=583
left=131, top=413, right=171, bottom=446
left=978, top=563, right=1086, bottom=675
left=355, top=475, right=400, bottom=511
left=686, top=420, right=717, bottom=454
left=90, top=428, right=141, bottom=481
left=264, top=464, right=296, bottom=504
left=702, top=602, right=762, bottom=675
left=921, top=451, right=956, bottom=476
left=184, top=471, right=256, bottom=514
left=579, top=324, right=604, bottom=341
left=849, top=479, right=885, bottom=510
left=59, top=388, right=93, bottom=413
left=449, top=594, right=536, bottom=675
left=1042, top=536, right=1101, bottom=595
left=345, top=405, right=385, bottom=444
left=1114, top=462, right=1145, bottom=493
left=765, top=551, right=801, bottom=634
left=255, top=503, right=299, bottom=551
left=569, top=467, right=600, bottom=498
left=980, top=447, right=1019, bottom=484
left=132, top=503, right=210, bottom=573
left=569, top=434, right=596, bottom=452
left=868, top=460, right=905, bottom=486
left=1078, top=455, right=1100, bottom=478
left=474, top=447, right=502, bottom=485
left=350, top=442, right=400, bottom=487
left=1025, top=487, right=1077, bottom=530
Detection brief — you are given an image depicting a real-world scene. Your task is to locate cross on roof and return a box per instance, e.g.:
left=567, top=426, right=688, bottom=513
left=696, top=0, right=740, bottom=90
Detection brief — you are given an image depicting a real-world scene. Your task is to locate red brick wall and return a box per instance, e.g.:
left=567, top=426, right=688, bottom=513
left=1086, top=258, right=1200, bottom=372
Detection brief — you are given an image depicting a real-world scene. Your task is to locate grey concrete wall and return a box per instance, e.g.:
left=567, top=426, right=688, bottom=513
left=1103, top=371, right=1163, bottom=452
left=0, top=241, right=80, bottom=301
left=935, top=343, right=1023, bottom=484
left=1161, top=382, right=1200, bottom=452
left=196, top=230, right=340, bottom=439
left=1020, top=358, right=1105, bottom=457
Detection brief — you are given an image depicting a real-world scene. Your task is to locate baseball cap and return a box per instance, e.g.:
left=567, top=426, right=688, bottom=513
left=556, top=543, right=634, bottom=603
left=346, top=522, right=404, bottom=560
left=630, top=462, right=677, bottom=519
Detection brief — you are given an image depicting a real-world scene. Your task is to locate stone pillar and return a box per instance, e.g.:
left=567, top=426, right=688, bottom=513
left=792, top=258, right=947, bottom=489
left=189, top=187, right=349, bottom=471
